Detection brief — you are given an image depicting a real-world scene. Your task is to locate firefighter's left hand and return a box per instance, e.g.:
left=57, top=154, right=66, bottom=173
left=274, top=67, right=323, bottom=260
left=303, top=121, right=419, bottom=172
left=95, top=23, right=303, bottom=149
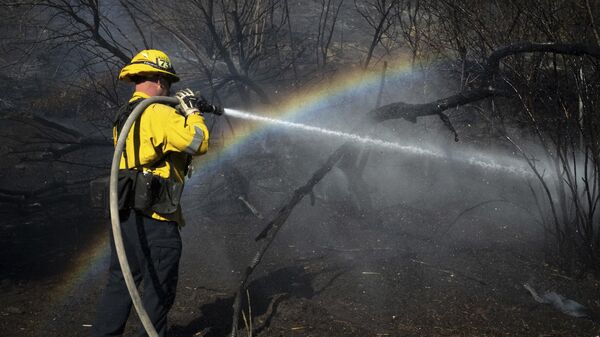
left=175, top=89, right=200, bottom=116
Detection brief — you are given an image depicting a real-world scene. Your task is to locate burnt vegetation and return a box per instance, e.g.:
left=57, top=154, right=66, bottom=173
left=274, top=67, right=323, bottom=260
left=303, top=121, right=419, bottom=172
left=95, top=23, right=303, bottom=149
left=2, top=0, right=600, bottom=336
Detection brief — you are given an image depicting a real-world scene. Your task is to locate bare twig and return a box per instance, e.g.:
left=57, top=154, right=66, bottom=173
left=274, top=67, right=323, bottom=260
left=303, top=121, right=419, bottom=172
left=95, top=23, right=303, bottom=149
left=238, top=196, right=264, bottom=219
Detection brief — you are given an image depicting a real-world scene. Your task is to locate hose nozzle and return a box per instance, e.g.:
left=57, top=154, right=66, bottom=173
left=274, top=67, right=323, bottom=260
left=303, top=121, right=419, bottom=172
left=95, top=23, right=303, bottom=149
left=198, top=101, right=224, bottom=115
left=194, top=91, right=224, bottom=115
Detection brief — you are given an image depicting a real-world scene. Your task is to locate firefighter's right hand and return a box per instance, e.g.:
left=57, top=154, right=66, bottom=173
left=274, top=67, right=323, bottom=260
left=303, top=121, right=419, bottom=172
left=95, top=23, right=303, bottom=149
left=175, top=89, right=200, bottom=116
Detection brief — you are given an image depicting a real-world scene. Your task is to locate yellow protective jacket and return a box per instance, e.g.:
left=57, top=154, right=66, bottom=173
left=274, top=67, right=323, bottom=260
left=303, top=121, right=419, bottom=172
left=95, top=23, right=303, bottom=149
left=114, top=91, right=209, bottom=225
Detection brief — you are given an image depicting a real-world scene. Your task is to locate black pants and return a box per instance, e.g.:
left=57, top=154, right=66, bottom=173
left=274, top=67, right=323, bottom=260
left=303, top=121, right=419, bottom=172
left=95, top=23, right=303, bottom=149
left=92, top=210, right=182, bottom=337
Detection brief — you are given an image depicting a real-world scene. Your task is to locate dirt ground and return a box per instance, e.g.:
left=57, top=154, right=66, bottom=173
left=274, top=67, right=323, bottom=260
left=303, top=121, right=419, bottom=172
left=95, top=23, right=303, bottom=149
left=2, top=186, right=600, bottom=337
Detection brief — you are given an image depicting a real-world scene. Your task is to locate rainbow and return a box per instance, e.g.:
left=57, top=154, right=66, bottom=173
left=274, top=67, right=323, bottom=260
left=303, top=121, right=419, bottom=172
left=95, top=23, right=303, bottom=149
left=37, top=224, right=110, bottom=333
left=263, top=58, right=414, bottom=118
left=49, top=56, right=418, bottom=321
left=190, top=56, right=417, bottom=175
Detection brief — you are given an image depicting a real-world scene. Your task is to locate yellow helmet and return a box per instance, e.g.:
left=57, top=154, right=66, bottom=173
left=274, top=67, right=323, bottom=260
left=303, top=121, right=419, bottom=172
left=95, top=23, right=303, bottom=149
left=119, top=49, right=180, bottom=83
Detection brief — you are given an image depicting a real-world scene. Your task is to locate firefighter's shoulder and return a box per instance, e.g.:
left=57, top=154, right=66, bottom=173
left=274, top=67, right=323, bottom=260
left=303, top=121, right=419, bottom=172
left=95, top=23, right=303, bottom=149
left=145, top=102, right=180, bottom=120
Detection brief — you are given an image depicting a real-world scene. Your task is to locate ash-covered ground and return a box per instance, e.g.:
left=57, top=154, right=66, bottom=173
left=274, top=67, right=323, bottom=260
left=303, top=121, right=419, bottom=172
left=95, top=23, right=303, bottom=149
left=2, top=120, right=599, bottom=337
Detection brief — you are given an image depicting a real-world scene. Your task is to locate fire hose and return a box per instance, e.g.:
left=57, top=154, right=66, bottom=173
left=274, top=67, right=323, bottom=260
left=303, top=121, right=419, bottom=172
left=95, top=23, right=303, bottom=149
left=109, top=95, right=222, bottom=337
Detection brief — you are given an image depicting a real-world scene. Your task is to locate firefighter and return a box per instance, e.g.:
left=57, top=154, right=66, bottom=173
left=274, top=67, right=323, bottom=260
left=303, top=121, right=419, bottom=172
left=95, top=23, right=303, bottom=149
left=92, top=49, right=209, bottom=337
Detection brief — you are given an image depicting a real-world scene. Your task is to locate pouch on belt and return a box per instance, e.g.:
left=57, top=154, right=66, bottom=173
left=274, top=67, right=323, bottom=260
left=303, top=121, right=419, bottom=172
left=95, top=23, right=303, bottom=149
left=117, top=169, right=183, bottom=215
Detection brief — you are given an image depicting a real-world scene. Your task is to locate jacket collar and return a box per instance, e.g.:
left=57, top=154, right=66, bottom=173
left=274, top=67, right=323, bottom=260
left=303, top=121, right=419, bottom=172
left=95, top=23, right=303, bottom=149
left=130, top=91, right=150, bottom=103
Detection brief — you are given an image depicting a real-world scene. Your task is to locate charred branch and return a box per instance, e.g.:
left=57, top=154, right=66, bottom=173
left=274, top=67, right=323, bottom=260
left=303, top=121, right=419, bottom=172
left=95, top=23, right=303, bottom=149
left=238, top=196, right=263, bottom=219
left=0, top=177, right=94, bottom=205
left=5, top=114, right=111, bottom=160
left=196, top=1, right=272, bottom=104
left=34, top=137, right=111, bottom=158
left=230, top=142, right=352, bottom=336
left=355, top=0, right=398, bottom=69
left=28, top=115, right=85, bottom=140
left=371, top=87, right=497, bottom=123
left=370, top=86, right=499, bottom=140
left=483, top=42, right=600, bottom=83
left=35, top=1, right=131, bottom=63
left=370, top=43, right=600, bottom=132
left=4, top=115, right=82, bottom=142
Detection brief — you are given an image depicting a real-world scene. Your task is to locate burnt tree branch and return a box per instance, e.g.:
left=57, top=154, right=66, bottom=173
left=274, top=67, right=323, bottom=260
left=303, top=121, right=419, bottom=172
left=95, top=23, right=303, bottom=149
left=28, top=115, right=85, bottom=140
left=230, top=143, right=352, bottom=336
left=5, top=114, right=111, bottom=160
left=371, top=86, right=498, bottom=123
left=0, top=177, right=96, bottom=205
left=483, top=42, right=600, bottom=82
left=15, top=138, right=111, bottom=160
left=23, top=1, right=131, bottom=63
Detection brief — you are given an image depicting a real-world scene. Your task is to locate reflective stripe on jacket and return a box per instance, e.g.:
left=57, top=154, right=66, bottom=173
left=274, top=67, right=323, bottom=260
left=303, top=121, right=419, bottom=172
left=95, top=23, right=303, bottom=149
left=113, top=91, right=209, bottom=224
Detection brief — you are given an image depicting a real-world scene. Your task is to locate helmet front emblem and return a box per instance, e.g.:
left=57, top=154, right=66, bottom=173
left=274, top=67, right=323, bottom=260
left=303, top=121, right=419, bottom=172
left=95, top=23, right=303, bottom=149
left=156, top=58, right=171, bottom=69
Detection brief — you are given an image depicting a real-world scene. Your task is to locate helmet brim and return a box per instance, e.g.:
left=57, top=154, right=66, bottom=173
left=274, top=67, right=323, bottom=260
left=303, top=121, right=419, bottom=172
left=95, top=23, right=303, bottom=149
left=119, top=63, right=180, bottom=83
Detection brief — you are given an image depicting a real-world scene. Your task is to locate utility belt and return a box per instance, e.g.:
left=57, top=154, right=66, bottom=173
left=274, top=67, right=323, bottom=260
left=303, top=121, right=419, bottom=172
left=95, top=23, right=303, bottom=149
left=117, top=169, right=184, bottom=214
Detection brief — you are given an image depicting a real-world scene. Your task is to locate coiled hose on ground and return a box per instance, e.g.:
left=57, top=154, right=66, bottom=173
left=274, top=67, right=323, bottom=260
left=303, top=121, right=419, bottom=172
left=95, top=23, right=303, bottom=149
left=109, top=96, right=179, bottom=337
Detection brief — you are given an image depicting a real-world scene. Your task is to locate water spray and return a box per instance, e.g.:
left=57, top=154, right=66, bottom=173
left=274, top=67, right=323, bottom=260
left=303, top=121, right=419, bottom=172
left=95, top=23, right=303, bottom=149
left=225, top=109, right=438, bottom=154
left=224, top=108, right=536, bottom=178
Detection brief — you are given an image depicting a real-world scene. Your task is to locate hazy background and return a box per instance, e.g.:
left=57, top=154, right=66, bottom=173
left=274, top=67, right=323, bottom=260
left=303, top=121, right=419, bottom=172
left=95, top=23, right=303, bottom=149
left=1, top=1, right=600, bottom=336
